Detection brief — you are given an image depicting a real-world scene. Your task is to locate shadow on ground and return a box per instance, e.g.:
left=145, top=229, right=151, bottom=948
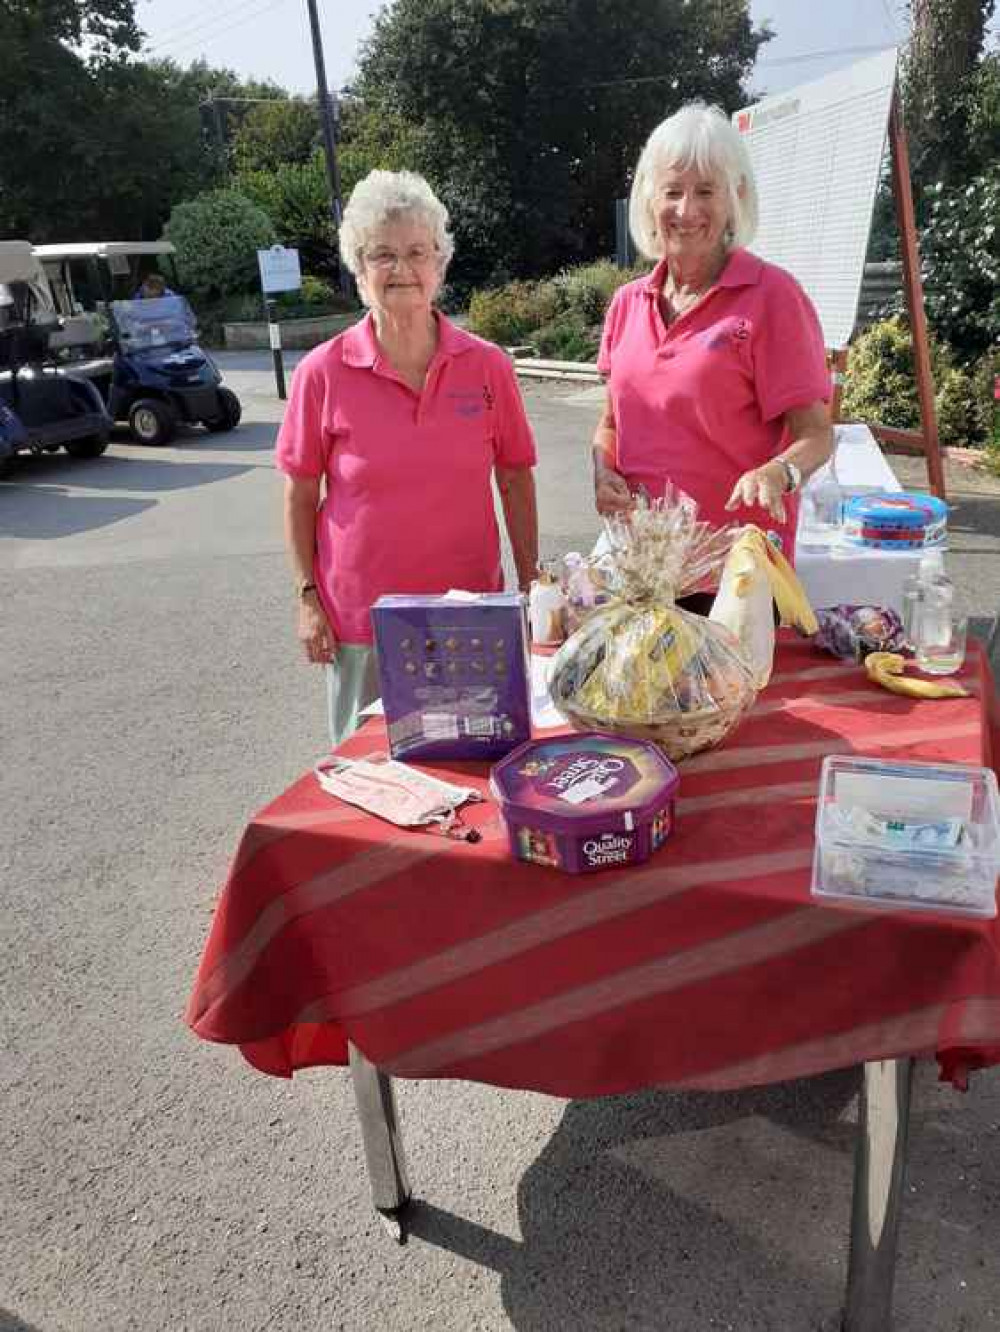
left=0, top=1310, right=44, bottom=1332
left=406, top=1071, right=859, bottom=1331
left=0, top=453, right=262, bottom=540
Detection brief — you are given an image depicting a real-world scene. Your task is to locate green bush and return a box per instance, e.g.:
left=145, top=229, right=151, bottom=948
left=164, top=188, right=276, bottom=304
left=842, top=316, right=984, bottom=447
left=533, top=312, right=601, bottom=362
left=467, top=260, right=645, bottom=357
left=971, top=349, right=1000, bottom=442
left=467, top=279, right=563, bottom=345
left=554, top=259, right=646, bottom=323
left=298, top=274, right=336, bottom=306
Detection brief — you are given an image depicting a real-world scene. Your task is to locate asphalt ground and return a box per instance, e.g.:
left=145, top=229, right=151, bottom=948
left=2, top=353, right=999, bottom=1332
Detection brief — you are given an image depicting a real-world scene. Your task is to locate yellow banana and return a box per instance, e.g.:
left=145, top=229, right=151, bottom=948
left=728, top=527, right=819, bottom=633
left=864, top=652, right=968, bottom=699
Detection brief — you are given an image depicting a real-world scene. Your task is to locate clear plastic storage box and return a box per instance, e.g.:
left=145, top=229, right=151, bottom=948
left=811, top=756, right=1000, bottom=919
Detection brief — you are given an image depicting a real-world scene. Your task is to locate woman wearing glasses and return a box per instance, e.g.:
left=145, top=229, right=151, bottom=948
left=277, top=170, right=539, bottom=745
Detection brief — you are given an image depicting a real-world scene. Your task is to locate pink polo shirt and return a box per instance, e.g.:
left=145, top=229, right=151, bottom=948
left=275, top=312, right=537, bottom=645
left=597, top=248, right=830, bottom=557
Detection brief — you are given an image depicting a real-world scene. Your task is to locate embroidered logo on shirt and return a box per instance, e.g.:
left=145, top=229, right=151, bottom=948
left=705, top=318, right=752, bottom=352
left=447, top=388, right=486, bottom=418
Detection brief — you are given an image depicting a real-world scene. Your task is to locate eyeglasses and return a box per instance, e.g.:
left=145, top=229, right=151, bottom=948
left=363, top=245, right=438, bottom=270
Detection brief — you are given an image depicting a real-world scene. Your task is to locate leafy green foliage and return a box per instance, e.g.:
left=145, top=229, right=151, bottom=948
left=337, top=103, right=425, bottom=196
left=842, top=315, right=987, bottom=447
left=164, top=189, right=276, bottom=303
left=920, top=164, right=1000, bottom=360
left=230, top=98, right=319, bottom=175
left=0, top=9, right=287, bottom=243
left=468, top=280, right=563, bottom=345
left=2, top=0, right=141, bottom=59
left=533, top=313, right=601, bottom=362
left=238, top=153, right=336, bottom=279
left=468, top=260, right=643, bottom=358
left=355, top=0, right=768, bottom=287
left=554, top=260, right=646, bottom=323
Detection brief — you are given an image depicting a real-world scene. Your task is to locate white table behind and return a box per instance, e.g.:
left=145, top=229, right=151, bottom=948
left=795, top=424, right=926, bottom=614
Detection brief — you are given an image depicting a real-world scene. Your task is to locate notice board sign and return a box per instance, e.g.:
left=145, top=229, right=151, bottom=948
left=257, top=244, right=301, bottom=294
left=734, top=48, right=898, bottom=349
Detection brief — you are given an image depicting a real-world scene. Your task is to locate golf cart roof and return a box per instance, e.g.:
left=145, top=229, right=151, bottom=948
left=34, top=241, right=177, bottom=260
left=0, top=240, right=47, bottom=283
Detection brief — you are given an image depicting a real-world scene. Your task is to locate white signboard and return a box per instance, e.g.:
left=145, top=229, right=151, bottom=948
left=257, top=244, right=301, bottom=294
left=734, top=48, right=898, bottom=349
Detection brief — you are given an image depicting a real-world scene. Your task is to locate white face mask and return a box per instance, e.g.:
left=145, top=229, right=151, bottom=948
left=314, top=755, right=484, bottom=839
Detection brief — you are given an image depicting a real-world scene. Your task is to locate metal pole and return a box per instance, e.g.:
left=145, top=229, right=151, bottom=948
left=347, top=1043, right=411, bottom=1241
left=843, top=1057, right=915, bottom=1332
left=265, top=298, right=286, bottom=401
left=304, top=0, right=352, bottom=296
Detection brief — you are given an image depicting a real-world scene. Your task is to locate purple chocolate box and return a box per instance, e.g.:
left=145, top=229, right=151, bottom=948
left=491, top=734, right=680, bottom=874
left=371, top=592, right=531, bottom=761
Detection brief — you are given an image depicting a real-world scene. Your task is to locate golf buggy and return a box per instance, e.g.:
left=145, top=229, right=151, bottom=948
left=0, top=241, right=110, bottom=473
left=34, top=241, right=241, bottom=447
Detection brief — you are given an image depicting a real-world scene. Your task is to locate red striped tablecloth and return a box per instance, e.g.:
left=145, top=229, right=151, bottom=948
left=186, top=635, right=1000, bottom=1095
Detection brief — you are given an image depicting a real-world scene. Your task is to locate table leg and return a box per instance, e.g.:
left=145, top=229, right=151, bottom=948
left=843, top=1057, right=915, bottom=1332
left=347, top=1042, right=412, bottom=1240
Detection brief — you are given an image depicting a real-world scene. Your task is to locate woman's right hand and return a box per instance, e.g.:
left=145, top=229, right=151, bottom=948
left=594, top=462, right=635, bottom=517
left=297, top=593, right=336, bottom=664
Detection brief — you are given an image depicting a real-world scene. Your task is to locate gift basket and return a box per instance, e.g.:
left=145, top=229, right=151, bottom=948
left=547, top=491, right=818, bottom=761
left=548, top=492, right=757, bottom=760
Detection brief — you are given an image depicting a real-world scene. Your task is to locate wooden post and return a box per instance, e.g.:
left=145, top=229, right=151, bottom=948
left=876, top=82, right=946, bottom=499
left=829, top=348, right=850, bottom=423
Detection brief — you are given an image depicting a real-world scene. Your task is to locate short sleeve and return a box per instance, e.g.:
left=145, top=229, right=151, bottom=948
left=489, top=352, right=537, bottom=468
left=274, top=347, right=332, bottom=479
left=752, top=268, right=831, bottom=422
left=597, top=285, right=630, bottom=377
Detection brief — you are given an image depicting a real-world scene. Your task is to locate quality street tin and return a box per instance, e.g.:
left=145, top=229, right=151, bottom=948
left=490, top=733, right=680, bottom=874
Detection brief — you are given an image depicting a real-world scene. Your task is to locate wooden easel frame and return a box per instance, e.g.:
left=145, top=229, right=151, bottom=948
left=832, top=81, right=946, bottom=499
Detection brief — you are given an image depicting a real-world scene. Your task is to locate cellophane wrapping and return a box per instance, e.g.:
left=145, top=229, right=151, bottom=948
left=548, top=491, right=759, bottom=757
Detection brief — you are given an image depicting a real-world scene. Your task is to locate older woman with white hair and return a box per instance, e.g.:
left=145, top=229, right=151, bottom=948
left=594, top=102, right=833, bottom=600
left=277, top=170, right=539, bottom=745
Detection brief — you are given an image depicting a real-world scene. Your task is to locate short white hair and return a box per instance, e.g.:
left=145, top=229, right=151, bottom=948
left=339, top=170, right=455, bottom=288
left=628, top=102, right=759, bottom=260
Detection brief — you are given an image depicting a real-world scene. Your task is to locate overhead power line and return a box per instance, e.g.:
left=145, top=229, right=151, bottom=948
left=144, top=0, right=290, bottom=63
left=142, top=0, right=272, bottom=54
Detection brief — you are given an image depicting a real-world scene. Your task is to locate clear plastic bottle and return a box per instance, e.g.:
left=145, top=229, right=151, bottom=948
left=908, top=548, right=953, bottom=656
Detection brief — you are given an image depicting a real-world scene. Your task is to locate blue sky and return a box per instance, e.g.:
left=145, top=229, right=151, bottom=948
left=135, top=0, right=996, bottom=99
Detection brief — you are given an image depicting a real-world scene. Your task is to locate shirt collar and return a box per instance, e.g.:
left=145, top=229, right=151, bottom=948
left=642, top=247, right=763, bottom=297
left=341, top=310, right=477, bottom=368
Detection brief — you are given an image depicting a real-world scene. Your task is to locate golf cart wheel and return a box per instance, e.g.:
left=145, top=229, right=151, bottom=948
left=64, top=434, right=110, bottom=460
left=203, top=387, right=242, bottom=433
left=129, top=398, right=176, bottom=447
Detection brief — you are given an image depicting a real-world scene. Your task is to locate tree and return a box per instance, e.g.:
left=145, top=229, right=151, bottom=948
left=0, top=6, right=289, bottom=243
left=238, top=153, right=337, bottom=277
left=903, top=0, right=997, bottom=196
left=1, top=0, right=141, bottom=57
left=230, top=97, right=320, bottom=174
left=164, top=189, right=276, bottom=302
left=355, top=0, right=768, bottom=287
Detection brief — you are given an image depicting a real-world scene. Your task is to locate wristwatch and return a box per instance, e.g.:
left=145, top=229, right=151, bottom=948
left=297, top=579, right=318, bottom=599
left=775, top=457, right=802, bottom=493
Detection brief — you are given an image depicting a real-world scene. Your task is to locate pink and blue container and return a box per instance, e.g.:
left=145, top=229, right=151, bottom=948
left=491, top=734, right=680, bottom=874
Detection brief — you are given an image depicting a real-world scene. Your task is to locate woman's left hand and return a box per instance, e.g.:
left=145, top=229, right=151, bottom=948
left=725, top=461, right=787, bottom=523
